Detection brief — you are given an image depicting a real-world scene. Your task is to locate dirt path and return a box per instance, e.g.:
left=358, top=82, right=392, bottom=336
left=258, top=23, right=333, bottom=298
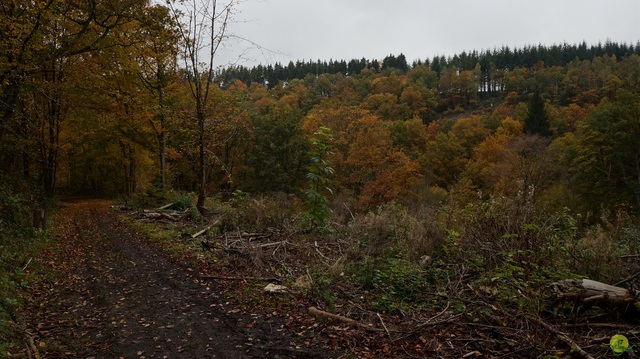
left=26, top=199, right=328, bottom=358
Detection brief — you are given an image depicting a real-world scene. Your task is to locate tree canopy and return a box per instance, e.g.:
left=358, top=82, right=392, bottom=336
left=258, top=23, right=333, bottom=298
left=1, top=0, right=639, bottom=220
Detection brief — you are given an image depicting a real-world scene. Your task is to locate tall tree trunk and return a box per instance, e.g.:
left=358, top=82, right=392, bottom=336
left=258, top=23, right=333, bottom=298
left=40, top=58, right=66, bottom=198
left=130, top=149, right=137, bottom=194
left=120, top=141, right=132, bottom=197
left=42, top=92, right=59, bottom=197
left=44, top=104, right=57, bottom=197
left=159, top=129, right=166, bottom=191
left=0, top=79, right=20, bottom=139
left=158, top=87, right=167, bottom=191
left=196, top=105, right=206, bottom=210
left=21, top=102, right=30, bottom=180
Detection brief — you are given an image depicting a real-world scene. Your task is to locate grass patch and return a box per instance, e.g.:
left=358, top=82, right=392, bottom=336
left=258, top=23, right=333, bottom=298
left=123, top=217, right=211, bottom=265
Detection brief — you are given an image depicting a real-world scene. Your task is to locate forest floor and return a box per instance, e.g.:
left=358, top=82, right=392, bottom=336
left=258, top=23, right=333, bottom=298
left=18, top=198, right=638, bottom=358
left=22, top=199, right=334, bottom=358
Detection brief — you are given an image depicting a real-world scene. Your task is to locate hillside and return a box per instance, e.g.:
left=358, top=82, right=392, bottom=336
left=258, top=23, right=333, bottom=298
left=1, top=1, right=640, bottom=356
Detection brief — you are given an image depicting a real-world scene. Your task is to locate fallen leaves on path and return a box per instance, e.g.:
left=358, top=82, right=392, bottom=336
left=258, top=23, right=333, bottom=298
left=21, top=199, right=329, bottom=358
left=18, top=199, right=625, bottom=358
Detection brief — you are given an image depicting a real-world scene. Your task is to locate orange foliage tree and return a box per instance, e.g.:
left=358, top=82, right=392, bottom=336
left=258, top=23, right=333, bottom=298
left=342, top=114, right=420, bottom=208
left=465, top=117, right=523, bottom=194
left=304, top=107, right=420, bottom=209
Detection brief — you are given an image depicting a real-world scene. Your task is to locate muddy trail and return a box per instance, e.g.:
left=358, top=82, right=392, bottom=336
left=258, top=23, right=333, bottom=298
left=25, top=199, right=332, bottom=358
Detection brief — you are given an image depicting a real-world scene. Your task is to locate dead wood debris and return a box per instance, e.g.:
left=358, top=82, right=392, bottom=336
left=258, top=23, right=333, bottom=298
left=307, top=306, right=383, bottom=332
left=120, top=204, right=640, bottom=357
left=127, top=209, right=190, bottom=223
left=199, top=275, right=281, bottom=283
left=551, top=278, right=640, bottom=320
left=24, top=329, right=41, bottom=359
left=201, top=229, right=288, bottom=254
left=157, top=202, right=174, bottom=210
left=525, top=315, right=595, bottom=359
left=552, top=278, right=636, bottom=305
left=192, top=223, right=216, bottom=239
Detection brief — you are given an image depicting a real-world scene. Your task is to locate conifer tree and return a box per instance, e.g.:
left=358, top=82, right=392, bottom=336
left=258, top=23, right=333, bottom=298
left=524, top=91, right=552, bottom=136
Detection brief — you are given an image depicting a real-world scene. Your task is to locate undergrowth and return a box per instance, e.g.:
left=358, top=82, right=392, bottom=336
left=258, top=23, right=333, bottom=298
left=124, top=189, right=640, bottom=326
left=0, top=184, right=47, bottom=353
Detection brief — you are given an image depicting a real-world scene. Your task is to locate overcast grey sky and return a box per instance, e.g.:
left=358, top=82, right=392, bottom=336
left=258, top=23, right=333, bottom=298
left=213, top=0, right=639, bottom=67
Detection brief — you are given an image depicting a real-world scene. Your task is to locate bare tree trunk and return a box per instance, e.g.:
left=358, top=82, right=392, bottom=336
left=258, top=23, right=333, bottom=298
left=197, top=109, right=206, bottom=210
left=169, top=0, right=234, bottom=213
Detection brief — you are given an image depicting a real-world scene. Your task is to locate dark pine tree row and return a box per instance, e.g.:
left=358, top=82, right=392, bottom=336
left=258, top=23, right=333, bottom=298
left=217, top=41, right=640, bottom=90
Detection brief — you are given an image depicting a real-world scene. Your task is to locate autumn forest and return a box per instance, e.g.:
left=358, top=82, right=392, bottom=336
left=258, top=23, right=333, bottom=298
left=2, top=0, right=640, bottom=357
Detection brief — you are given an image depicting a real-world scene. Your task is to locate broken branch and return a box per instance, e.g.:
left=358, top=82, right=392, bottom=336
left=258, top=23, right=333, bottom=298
left=307, top=306, right=382, bottom=332
left=157, top=203, right=174, bottom=210
left=199, top=275, right=281, bottom=283
left=191, top=225, right=212, bottom=239
left=377, top=313, right=392, bottom=339
left=526, top=315, right=594, bottom=359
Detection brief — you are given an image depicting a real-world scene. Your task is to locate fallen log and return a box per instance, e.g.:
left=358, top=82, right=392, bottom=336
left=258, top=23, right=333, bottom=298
left=552, top=279, right=636, bottom=305
left=551, top=278, right=639, bottom=318
left=24, top=331, right=41, bottom=359
left=208, top=241, right=288, bottom=254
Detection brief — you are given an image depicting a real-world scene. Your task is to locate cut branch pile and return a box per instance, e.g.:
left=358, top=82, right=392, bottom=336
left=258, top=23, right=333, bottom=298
left=201, top=229, right=288, bottom=254
left=128, top=209, right=190, bottom=223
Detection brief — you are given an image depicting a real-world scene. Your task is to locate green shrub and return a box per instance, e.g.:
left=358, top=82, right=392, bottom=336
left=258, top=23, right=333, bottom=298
left=170, top=191, right=196, bottom=212
left=0, top=184, right=44, bottom=353
left=303, top=126, right=334, bottom=229
left=372, top=257, right=426, bottom=299
left=0, top=185, right=33, bottom=233
left=131, top=183, right=167, bottom=209
left=350, top=255, right=428, bottom=312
